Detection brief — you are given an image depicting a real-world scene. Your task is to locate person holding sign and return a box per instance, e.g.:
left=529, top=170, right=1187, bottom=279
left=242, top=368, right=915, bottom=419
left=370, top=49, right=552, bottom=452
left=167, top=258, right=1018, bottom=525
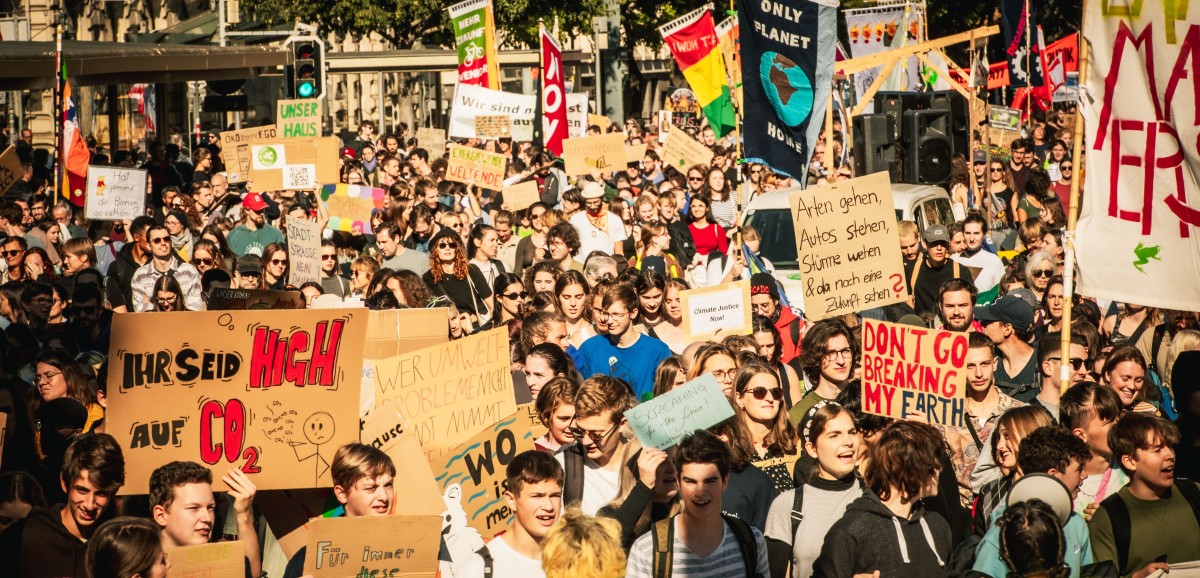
left=576, top=284, right=672, bottom=400
left=460, top=451, right=564, bottom=578
left=556, top=376, right=638, bottom=516
left=148, top=462, right=261, bottom=578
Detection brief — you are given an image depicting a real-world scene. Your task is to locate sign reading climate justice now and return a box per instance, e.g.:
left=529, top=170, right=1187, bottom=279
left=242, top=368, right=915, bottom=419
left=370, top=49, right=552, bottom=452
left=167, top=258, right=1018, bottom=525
left=789, top=172, right=908, bottom=320
left=860, top=319, right=968, bottom=428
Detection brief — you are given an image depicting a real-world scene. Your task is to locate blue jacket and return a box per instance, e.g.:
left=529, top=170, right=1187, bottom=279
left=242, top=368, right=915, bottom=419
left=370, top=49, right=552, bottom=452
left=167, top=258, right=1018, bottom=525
left=973, top=502, right=1093, bottom=578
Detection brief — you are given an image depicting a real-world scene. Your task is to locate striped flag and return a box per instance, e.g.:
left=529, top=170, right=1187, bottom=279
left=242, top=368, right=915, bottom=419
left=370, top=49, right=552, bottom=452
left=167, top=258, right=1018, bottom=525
left=659, top=7, right=737, bottom=138
left=61, top=63, right=88, bottom=207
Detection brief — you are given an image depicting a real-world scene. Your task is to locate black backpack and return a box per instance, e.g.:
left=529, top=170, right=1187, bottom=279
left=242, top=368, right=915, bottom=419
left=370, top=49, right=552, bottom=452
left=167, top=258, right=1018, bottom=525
left=562, top=444, right=586, bottom=507
left=1098, top=480, right=1200, bottom=574
left=476, top=545, right=494, bottom=577
left=652, top=514, right=763, bottom=578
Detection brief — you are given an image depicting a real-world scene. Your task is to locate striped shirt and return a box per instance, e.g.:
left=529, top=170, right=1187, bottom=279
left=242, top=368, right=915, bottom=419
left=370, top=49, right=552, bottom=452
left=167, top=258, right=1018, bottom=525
left=627, top=518, right=769, bottom=578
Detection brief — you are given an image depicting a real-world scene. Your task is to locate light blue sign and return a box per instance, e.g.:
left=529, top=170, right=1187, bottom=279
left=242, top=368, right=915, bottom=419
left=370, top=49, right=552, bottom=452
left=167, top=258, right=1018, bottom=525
left=625, top=374, right=735, bottom=449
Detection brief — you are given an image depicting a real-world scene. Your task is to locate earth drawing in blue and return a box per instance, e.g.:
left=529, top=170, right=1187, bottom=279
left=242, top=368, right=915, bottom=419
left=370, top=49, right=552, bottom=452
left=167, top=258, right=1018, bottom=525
left=759, top=51, right=814, bottom=127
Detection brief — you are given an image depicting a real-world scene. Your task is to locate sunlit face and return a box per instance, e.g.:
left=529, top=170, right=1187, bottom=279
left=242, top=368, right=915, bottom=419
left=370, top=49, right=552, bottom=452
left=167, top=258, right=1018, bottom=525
left=164, top=215, right=185, bottom=235
left=533, top=271, right=557, bottom=294
left=547, top=403, right=575, bottom=445
left=505, top=479, right=562, bottom=540
left=1045, top=284, right=1064, bottom=319
left=62, top=472, right=114, bottom=533
left=36, top=361, right=67, bottom=401
left=524, top=355, right=561, bottom=399
left=640, top=287, right=663, bottom=316
left=154, top=482, right=215, bottom=547
left=155, top=291, right=180, bottom=311
left=990, top=163, right=1007, bottom=181
left=678, top=462, right=726, bottom=520
left=964, top=346, right=996, bottom=397
left=434, top=238, right=458, bottom=262
left=336, top=473, right=394, bottom=517
left=664, top=286, right=683, bottom=322
left=754, top=331, right=777, bottom=360
left=926, top=241, right=949, bottom=264
left=820, top=336, right=854, bottom=384
left=708, top=170, right=725, bottom=191
left=638, top=202, right=658, bottom=223
left=701, top=354, right=737, bottom=397
left=963, top=222, right=985, bottom=251
left=266, top=250, right=288, bottom=278
left=558, top=283, right=586, bottom=321
left=1106, top=360, right=1145, bottom=407
left=478, top=230, right=499, bottom=258
left=548, top=236, right=570, bottom=261
left=737, top=372, right=781, bottom=421
left=2, top=241, right=23, bottom=269
left=572, top=411, right=622, bottom=461
left=658, top=200, right=676, bottom=221
left=148, top=229, right=173, bottom=259
left=806, top=412, right=859, bottom=480
left=996, top=425, right=1021, bottom=470
left=1123, top=433, right=1176, bottom=493
left=751, top=294, right=777, bottom=319
left=1030, top=259, right=1054, bottom=291
left=689, top=197, right=708, bottom=220
left=192, top=248, right=215, bottom=274
left=601, top=302, right=634, bottom=337
left=63, top=251, right=88, bottom=275
left=939, top=290, right=974, bottom=331
left=899, top=234, right=920, bottom=262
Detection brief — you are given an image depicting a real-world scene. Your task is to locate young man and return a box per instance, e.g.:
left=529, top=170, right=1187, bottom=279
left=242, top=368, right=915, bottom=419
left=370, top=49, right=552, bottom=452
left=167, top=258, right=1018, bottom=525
left=462, top=451, right=564, bottom=578
left=569, top=181, right=627, bottom=258
left=0, top=433, right=125, bottom=577
left=149, top=462, right=261, bottom=578
left=909, top=224, right=974, bottom=316
left=788, top=319, right=856, bottom=425
left=1088, top=414, right=1199, bottom=577
left=375, top=222, right=429, bottom=275
left=1061, top=383, right=1128, bottom=519
left=106, top=215, right=156, bottom=311
left=627, top=431, right=770, bottom=578
left=576, top=284, right=671, bottom=400
left=131, top=223, right=203, bottom=312
left=973, top=426, right=1094, bottom=578
left=897, top=220, right=921, bottom=267
left=974, top=293, right=1039, bottom=402
left=556, top=375, right=637, bottom=516
left=1007, top=139, right=1031, bottom=196
left=952, top=212, right=1004, bottom=300
left=227, top=193, right=285, bottom=257
left=1, top=235, right=27, bottom=283
left=750, top=273, right=805, bottom=364
left=1032, top=331, right=1091, bottom=418
left=937, top=278, right=978, bottom=332
left=283, top=443, right=396, bottom=578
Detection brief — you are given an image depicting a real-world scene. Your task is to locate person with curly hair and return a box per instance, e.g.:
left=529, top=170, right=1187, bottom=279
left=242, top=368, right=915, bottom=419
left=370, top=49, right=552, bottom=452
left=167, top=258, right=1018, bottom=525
left=423, top=228, right=493, bottom=329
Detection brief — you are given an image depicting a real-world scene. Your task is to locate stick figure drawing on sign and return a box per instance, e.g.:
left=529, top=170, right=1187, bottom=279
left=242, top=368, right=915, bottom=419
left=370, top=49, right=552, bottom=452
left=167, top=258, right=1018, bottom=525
left=291, top=411, right=335, bottom=484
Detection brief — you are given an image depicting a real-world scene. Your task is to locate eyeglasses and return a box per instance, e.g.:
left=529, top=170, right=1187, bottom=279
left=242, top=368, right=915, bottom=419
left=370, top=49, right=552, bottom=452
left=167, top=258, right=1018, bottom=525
left=598, top=309, right=629, bottom=322
left=501, top=291, right=528, bottom=300
left=708, top=369, right=737, bottom=382
left=156, top=296, right=178, bottom=305
left=29, top=297, right=59, bottom=306
left=1061, top=165, right=1073, bottom=171
left=149, top=237, right=171, bottom=244
left=435, top=241, right=457, bottom=250
left=170, top=202, right=184, bottom=209
left=269, top=259, right=288, bottom=266
left=687, top=176, right=704, bottom=182
left=741, top=386, right=784, bottom=401
left=193, top=258, right=214, bottom=266
left=35, top=371, right=62, bottom=383
left=567, top=421, right=619, bottom=447
left=1032, top=269, right=1054, bottom=278
left=824, top=348, right=854, bottom=361
left=1049, top=356, right=1089, bottom=370
left=1, top=250, right=21, bottom=258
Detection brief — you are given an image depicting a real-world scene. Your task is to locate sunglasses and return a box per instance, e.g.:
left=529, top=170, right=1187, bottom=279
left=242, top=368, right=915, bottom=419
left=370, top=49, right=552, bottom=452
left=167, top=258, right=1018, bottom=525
left=269, top=259, right=288, bottom=266
left=567, top=422, right=619, bottom=447
left=990, top=168, right=1004, bottom=173
left=72, top=305, right=99, bottom=314
left=1032, top=269, right=1054, bottom=278
left=1061, top=166, right=1073, bottom=170
left=501, top=291, right=528, bottom=300
left=321, top=254, right=337, bottom=261
left=193, top=258, right=214, bottom=266
left=149, top=237, right=171, bottom=244
left=741, top=386, right=784, bottom=401
left=436, top=241, right=457, bottom=249
left=1050, top=357, right=1089, bottom=370
left=1, top=250, right=21, bottom=258
left=687, top=176, right=704, bottom=182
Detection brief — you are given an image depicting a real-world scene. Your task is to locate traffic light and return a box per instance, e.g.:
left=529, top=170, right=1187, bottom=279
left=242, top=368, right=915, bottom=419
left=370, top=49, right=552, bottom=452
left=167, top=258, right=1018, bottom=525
left=285, top=37, right=324, bottom=100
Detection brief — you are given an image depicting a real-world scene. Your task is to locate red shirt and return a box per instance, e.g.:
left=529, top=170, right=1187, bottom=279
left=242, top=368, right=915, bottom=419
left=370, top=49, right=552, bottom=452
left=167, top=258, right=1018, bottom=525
left=688, top=222, right=728, bottom=257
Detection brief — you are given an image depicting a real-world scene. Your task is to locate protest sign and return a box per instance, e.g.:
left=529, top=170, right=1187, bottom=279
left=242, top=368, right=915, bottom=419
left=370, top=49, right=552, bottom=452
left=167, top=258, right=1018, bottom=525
left=432, top=405, right=546, bottom=539
left=662, top=125, right=714, bottom=170
left=415, top=127, right=447, bottom=157
left=371, top=327, right=516, bottom=462
left=0, top=146, right=24, bottom=196
left=277, top=99, right=323, bottom=138
left=302, top=515, right=441, bottom=578
left=501, top=180, right=540, bottom=212
left=567, top=93, right=588, bottom=137
left=588, top=113, right=611, bottom=131
left=561, top=133, right=626, bottom=176
left=246, top=137, right=339, bottom=191
left=625, top=375, right=734, bottom=449
left=207, top=288, right=305, bottom=310
left=449, top=0, right=499, bottom=89
left=860, top=319, right=968, bottom=428
left=449, top=84, right=536, bottom=141
left=679, top=280, right=752, bottom=341
left=287, top=217, right=321, bottom=286
left=256, top=489, right=341, bottom=559
left=446, top=145, right=507, bottom=189
left=788, top=172, right=909, bottom=320
left=219, top=124, right=278, bottom=183
left=320, top=183, right=386, bottom=234
left=360, top=400, right=444, bottom=516
left=626, top=143, right=648, bottom=165
left=474, top=114, right=511, bottom=139
left=84, top=166, right=147, bottom=221
left=988, top=106, right=1021, bottom=130
left=165, top=541, right=245, bottom=578
left=360, top=308, right=450, bottom=416
left=106, top=309, right=367, bottom=494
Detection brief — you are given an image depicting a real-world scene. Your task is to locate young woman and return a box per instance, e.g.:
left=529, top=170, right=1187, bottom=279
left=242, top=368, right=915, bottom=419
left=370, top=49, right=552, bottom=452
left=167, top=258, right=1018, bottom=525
left=1015, top=170, right=1051, bottom=223
left=60, top=237, right=98, bottom=285
left=189, top=239, right=224, bottom=275
left=752, top=315, right=805, bottom=408
left=164, top=210, right=194, bottom=262
left=24, top=248, right=56, bottom=283
left=85, top=516, right=170, bottom=578
left=686, top=193, right=728, bottom=261
left=513, top=203, right=549, bottom=277
left=689, top=343, right=739, bottom=397
left=972, top=406, right=1054, bottom=535
left=1035, top=276, right=1067, bottom=338
left=525, top=260, right=562, bottom=296
left=424, top=229, right=493, bottom=329
left=949, top=156, right=971, bottom=220
left=706, top=166, right=737, bottom=229
left=152, top=275, right=186, bottom=312
left=35, top=349, right=103, bottom=431
left=1102, top=302, right=1157, bottom=347
left=468, top=224, right=505, bottom=289
left=651, top=356, right=687, bottom=397
left=597, top=440, right=681, bottom=549
left=492, top=272, right=526, bottom=327
left=524, top=343, right=576, bottom=400
left=533, top=376, right=577, bottom=453
left=734, top=363, right=800, bottom=493
left=348, top=256, right=380, bottom=298
left=987, top=160, right=1016, bottom=230
left=200, top=224, right=236, bottom=272
left=648, top=278, right=689, bottom=354
left=555, top=270, right=593, bottom=349
left=261, top=242, right=289, bottom=290
left=1102, top=345, right=1158, bottom=415
left=47, top=284, right=68, bottom=325
left=634, top=270, right=668, bottom=335
left=631, top=223, right=682, bottom=279
left=707, top=225, right=775, bottom=286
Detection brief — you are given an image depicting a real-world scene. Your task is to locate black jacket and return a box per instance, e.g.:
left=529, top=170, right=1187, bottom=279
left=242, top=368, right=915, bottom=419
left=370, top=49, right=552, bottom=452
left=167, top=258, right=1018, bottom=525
left=0, top=505, right=91, bottom=577
left=105, top=243, right=146, bottom=310
left=811, top=491, right=952, bottom=578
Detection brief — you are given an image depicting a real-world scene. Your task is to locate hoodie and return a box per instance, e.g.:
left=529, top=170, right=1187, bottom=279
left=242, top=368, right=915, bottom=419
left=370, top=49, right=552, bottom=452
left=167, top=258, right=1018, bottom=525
left=811, top=491, right=951, bottom=578
left=0, top=504, right=90, bottom=577
left=104, top=242, right=146, bottom=310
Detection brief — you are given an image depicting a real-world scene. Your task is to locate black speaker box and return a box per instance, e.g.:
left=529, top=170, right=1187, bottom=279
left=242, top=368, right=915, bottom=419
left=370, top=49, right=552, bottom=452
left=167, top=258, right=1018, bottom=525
left=902, top=109, right=953, bottom=185
left=853, top=113, right=898, bottom=182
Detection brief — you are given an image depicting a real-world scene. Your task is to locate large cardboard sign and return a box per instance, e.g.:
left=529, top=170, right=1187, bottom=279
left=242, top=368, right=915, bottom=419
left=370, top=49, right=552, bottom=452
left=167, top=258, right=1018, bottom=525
left=662, top=125, right=714, bottom=171
left=277, top=99, right=323, bottom=139
left=474, top=114, right=511, bottom=139
left=165, top=541, right=245, bottom=578
left=500, top=180, right=540, bottom=212
left=446, top=145, right=507, bottom=190
left=360, top=400, right=444, bottom=516
left=625, top=374, right=734, bottom=449
left=371, top=328, right=516, bottom=463
left=302, top=515, right=441, bottom=578
left=106, top=309, right=368, bottom=494
left=788, top=172, right=908, bottom=320
left=207, top=288, right=305, bottom=310
left=0, top=146, right=24, bottom=196
left=449, top=84, right=537, bottom=141
left=320, top=184, right=386, bottom=234
left=679, top=280, right=752, bottom=341
left=84, top=166, right=147, bottom=221
left=287, top=217, right=322, bottom=286
left=246, top=137, right=339, bottom=191
left=219, top=125, right=278, bottom=183
left=432, top=405, right=545, bottom=540
left=415, top=127, right=447, bottom=158
left=860, top=319, right=968, bottom=428
left=561, top=133, right=626, bottom=176
left=360, top=308, right=450, bottom=416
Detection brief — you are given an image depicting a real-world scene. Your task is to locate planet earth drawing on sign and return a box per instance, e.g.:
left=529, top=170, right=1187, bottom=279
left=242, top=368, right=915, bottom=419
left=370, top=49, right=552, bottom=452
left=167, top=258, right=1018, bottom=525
left=759, top=51, right=814, bottom=127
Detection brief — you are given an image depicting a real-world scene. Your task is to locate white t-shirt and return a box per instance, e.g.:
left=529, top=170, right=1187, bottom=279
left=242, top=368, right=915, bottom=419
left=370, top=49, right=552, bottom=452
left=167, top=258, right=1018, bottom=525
left=627, top=517, right=770, bottom=578
left=554, top=451, right=621, bottom=515
left=569, top=211, right=627, bottom=259
left=952, top=249, right=1005, bottom=293
left=459, top=536, right=545, bottom=578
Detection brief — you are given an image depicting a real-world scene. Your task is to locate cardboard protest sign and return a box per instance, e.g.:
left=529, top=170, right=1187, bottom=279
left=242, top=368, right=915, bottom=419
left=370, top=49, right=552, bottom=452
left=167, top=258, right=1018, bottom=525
left=561, top=133, right=626, bottom=176
left=84, top=166, right=147, bottom=221
left=219, top=125, right=278, bottom=183
left=415, top=127, right=447, bottom=157
left=679, top=280, right=752, bottom=340
left=302, top=515, right=441, bottom=578
left=106, top=309, right=367, bottom=494
left=449, top=84, right=537, bottom=141
left=446, top=145, right=507, bottom=190
left=246, top=137, right=339, bottom=191
left=371, top=327, right=516, bottom=463
left=319, top=183, right=385, bottom=234
left=277, top=99, right=323, bottom=139
left=287, top=217, right=321, bottom=286
left=165, top=541, right=245, bottom=578
left=788, top=172, right=909, bottom=320
left=662, top=125, right=714, bottom=170
left=256, top=488, right=341, bottom=559
left=431, top=405, right=546, bottom=539
left=360, top=308, right=450, bottom=416
left=360, top=400, right=444, bottom=516
left=625, top=375, right=734, bottom=449
left=860, top=319, right=968, bottom=428
left=626, top=143, right=648, bottom=165
left=588, top=113, right=612, bottom=131
left=501, top=180, right=540, bottom=212
left=0, top=146, right=24, bottom=196
left=206, top=288, right=305, bottom=310
left=474, top=114, right=511, bottom=139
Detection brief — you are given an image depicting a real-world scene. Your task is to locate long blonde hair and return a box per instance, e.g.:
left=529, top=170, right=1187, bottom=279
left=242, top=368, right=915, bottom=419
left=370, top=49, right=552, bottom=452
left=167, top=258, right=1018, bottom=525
left=541, top=507, right=626, bottom=578
left=1164, top=329, right=1200, bottom=390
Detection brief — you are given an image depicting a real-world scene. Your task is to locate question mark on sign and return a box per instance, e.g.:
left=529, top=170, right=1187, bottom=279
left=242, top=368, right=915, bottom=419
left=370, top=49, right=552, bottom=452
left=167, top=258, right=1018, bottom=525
left=218, top=313, right=234, bottom=331
left=889, top=274, right=904, bottom=296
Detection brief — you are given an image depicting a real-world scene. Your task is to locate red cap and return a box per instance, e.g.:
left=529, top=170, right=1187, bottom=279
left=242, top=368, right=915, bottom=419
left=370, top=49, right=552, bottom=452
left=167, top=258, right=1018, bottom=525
left=340, top=146, right=357, bottom=159
left=242, top=192, right=268, bottom=212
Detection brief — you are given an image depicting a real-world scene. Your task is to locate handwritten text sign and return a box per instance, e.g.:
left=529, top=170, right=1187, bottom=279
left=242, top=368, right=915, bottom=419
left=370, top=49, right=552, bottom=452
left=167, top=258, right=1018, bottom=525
left=662, top=125, right=714, bottom=170
left=320, top=183, right=385, bottom=234
left=446, top=145, right=507, bottom=189
left=287, top=217, right=322, bottom=286
left=219, top=125, right=278, bottom=183
left=501, top=180, right=540, bottom=212
left=106, top=309, right=367, bottom=494
left=302, top=515, right=441, bottom=578
left=165, top=541, right=245, bottom=578
left=0, top=146, right=24, bottom=196
left=207, top=288, right=304, bottom=310
left=84, top=166, right=147, bottom=221
left=788, top=172, right=908, bottom=320
left=475, top=114, right=511, bottom=139
left=626, top=374, right=734, bottom=449
left=277, top=99, right=323, bottom=139
left=372, top=327, right=516, bottom=462
left=860, top=319, right=968, bottom=428
left=360, top=400, right=444, bottom=516
left=415, top=127, right=446, bottom=157
left=679, top=280, right=752, bottom=341
left=561, top=133, right=626, bottom=176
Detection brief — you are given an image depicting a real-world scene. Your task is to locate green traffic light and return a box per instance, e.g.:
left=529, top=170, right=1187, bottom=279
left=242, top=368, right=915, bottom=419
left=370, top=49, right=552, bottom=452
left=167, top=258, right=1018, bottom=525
left=298, top=81, right=315, bottom=98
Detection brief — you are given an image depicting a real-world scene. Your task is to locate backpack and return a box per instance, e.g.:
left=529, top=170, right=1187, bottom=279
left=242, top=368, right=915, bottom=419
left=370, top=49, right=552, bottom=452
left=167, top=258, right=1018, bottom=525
left=1097, top=479, right=1200, bottom=574
left=475, top=545, right=494, bottom=578
left=562, top=445, right=586, bottom=507
left=651, top=514, right=763, bottom=578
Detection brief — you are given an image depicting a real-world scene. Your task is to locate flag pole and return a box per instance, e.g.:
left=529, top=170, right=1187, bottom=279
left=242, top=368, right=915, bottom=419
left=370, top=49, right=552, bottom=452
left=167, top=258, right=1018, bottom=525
left=1059, top=0, right=1088, bottom=395
left=51, top=3, right=63, bottom=204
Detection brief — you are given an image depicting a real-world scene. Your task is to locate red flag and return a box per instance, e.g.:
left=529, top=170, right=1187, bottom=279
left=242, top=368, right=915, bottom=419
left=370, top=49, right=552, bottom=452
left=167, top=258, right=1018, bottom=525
left=61, top=71, right=88, bottom=207
left=540, top=28, right=567, bottom=156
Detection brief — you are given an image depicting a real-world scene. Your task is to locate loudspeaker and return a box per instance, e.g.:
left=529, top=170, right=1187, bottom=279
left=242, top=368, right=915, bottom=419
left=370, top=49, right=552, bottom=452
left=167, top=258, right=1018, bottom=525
left=902, top=109, right=953, bottom=185
left=929, top=90, right=970, bottom=160
left=853, top=114, right=898, bottom=182
left=875, top=91, right=931, bottom=141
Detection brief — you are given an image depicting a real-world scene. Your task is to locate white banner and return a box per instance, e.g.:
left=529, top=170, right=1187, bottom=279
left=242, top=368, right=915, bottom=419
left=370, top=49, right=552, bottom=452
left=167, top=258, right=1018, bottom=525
left=84, top=166, right=147, bottom=221
left=843, top=6, right=926, bottom=106
left=449, top=83, right=536, bottom=141
left=1075, top=3, right=1200, bottom=310
left=566, top=93, right=588, bottom=138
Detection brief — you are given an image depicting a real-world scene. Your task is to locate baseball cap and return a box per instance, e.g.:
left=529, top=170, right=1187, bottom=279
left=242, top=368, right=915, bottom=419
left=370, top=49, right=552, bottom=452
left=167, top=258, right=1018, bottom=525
left=580, top=181, right=605, bottom=200
left=340, top=146, right=357, bottom=159
left=236, top=254, right=263, bottom=276
left=923, top=223, right=950, bottom=245
left=242, top=192, right=268, bottom=212
left=972, top=150, right=986, bottom=164
left=750, top=272, right=779, bottom=300
left=974, top=293, right=1035, bottom=333
left=1007, top=473, right=1073, bottom=527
